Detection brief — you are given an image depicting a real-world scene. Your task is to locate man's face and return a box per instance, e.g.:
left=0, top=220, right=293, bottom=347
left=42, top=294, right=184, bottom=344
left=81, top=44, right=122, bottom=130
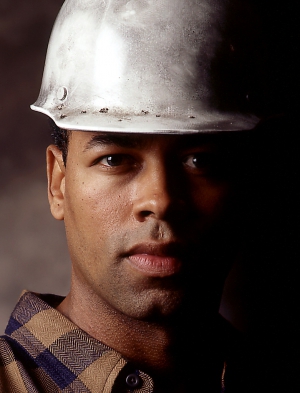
left=48, top=131, right=239, bottom=322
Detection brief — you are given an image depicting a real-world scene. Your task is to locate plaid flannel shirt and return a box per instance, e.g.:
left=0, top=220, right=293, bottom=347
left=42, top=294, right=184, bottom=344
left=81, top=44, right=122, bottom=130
left=1, top=291, right=228, bottom=392
left=0, top=291, right=153, bottom=392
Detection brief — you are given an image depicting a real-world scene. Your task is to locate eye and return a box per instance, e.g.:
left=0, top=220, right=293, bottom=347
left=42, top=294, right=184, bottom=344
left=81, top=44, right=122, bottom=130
left=100, top=155, right=125, bottom=167
left=183, top=153, right=213, bottom=170
left=92, top=154, right=137, bottom=171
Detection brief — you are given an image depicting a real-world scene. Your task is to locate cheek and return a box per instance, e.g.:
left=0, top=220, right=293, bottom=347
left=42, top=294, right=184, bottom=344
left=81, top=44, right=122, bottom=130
left=64, top=174, right=134, bottom=245
left=62, top=176, right=132, bottom=285
left=191, top=180, right=232, bottom=221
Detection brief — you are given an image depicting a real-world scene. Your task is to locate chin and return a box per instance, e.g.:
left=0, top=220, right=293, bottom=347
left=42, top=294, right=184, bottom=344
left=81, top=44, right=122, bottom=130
left=116, top=288, right=186, bottom=323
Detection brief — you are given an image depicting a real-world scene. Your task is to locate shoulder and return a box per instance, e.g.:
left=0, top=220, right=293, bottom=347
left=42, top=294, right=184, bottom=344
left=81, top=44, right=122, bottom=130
left=215, top=316, right=252, bottom=393
left=0, top=336, right=29, bottom=392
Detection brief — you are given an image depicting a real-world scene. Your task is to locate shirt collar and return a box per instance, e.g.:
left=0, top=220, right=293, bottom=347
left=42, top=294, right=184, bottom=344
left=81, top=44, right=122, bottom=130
left=5, top=291, right=153, bottom=393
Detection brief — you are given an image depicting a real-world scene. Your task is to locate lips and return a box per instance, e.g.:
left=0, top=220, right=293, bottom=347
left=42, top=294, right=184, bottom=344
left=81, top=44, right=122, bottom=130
left=125, top=243, right=183, bottom=277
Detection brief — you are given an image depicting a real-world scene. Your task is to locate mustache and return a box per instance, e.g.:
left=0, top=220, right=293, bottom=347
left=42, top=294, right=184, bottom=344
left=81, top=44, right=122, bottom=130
left=122, top=221, right=188, bottom=244
left=119, top=221, right=218, bottom=256
left=122, top=220, right=222, bottom=243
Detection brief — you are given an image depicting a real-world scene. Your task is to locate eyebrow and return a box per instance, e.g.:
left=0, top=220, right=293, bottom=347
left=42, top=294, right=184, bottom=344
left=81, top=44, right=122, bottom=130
left=83, top=133, right=149, bottom=151
left=83, top=132, right=227, bottom=153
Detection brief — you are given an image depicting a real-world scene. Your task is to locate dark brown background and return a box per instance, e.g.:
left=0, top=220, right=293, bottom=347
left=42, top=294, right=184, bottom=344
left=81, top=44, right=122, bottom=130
left=0, top=0, right=68, bottom=333
left=0, top=4, right=298, bottom=388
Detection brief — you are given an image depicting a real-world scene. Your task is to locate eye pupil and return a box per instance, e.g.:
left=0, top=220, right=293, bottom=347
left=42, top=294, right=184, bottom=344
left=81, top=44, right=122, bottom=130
left=106, top=156, right=122, bottom=166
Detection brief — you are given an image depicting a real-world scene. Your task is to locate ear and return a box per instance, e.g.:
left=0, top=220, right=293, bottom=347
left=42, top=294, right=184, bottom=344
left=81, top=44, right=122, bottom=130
left=46, top=145, right=66, bottom=220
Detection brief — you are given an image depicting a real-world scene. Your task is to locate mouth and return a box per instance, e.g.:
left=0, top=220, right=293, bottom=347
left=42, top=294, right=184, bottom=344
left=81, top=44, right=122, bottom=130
left=124, top=243, right=184, bottom=277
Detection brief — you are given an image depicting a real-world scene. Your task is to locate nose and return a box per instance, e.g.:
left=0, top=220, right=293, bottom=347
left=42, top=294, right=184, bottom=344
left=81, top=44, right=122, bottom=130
left=132, top=161, right=185, bottom=222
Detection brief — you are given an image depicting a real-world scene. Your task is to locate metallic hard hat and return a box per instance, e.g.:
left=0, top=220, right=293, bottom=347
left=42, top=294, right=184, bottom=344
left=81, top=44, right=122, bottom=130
left=31, top=0, right=261, bottom=133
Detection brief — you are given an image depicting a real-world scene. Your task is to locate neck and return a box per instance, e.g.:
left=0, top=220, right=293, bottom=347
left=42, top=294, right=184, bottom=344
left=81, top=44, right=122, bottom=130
left=58, top=289, right=181, bottom=372
left=57, top=275, right=223, bottom=384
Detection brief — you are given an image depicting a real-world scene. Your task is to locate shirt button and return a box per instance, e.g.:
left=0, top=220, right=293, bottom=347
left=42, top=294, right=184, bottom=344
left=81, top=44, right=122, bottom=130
left=126, top=373, right=142, bottom=389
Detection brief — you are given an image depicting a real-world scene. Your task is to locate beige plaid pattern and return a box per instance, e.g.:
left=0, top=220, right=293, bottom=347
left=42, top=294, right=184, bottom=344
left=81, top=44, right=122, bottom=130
left=0, top=292, right=153, bottom=393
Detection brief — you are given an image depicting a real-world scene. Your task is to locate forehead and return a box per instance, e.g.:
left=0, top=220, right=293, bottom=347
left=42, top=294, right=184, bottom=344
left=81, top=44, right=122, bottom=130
left=68, top=130, right=235, bottom=152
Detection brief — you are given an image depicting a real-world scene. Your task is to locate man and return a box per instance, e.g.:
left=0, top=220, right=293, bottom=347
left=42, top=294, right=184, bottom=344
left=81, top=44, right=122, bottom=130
left=0, top=0, right=275, bottom=391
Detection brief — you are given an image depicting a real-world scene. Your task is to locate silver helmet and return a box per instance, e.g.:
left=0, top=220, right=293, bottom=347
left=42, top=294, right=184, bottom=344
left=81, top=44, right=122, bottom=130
left=31, top=0, right=261, bottom=133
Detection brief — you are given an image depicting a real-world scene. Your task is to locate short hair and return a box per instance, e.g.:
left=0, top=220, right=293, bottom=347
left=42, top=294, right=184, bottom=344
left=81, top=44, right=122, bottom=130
left=49, top=120, right=70, bottom=165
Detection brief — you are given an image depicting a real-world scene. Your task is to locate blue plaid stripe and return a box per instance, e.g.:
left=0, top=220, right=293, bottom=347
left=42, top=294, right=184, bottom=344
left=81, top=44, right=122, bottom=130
left=5, top=317, right=22, bottom=336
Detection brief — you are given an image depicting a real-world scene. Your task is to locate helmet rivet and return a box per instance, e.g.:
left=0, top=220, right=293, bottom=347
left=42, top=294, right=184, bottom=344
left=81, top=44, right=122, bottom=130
left=57, top=86, right=68, bottom=101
